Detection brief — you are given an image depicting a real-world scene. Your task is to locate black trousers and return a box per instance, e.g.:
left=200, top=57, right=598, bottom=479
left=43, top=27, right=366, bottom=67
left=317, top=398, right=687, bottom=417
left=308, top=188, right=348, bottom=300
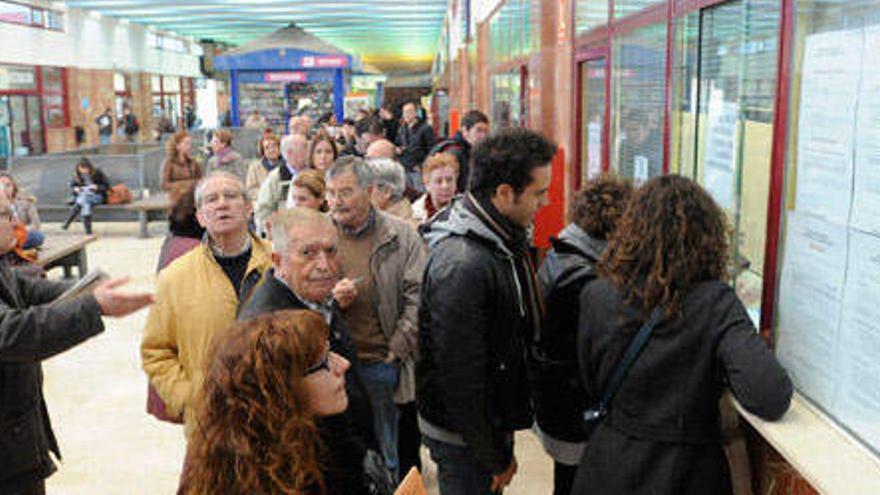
left=397, top=401, right=422, bottom=477
left=554, top=461, right=577, bottom=495
left=7, top=480, right=46, bottom=495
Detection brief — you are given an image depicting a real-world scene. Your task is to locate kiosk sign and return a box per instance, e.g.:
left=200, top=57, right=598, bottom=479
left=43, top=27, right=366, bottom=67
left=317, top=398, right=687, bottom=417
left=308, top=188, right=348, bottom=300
left=265, top=72, right=307, bottom=83
left=301, top=55, right=349, bottom=68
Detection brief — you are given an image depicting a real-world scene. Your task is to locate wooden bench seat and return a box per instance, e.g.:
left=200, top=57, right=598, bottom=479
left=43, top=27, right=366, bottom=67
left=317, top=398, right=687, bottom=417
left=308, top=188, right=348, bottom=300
left=36, top=234, right=98, bottom=278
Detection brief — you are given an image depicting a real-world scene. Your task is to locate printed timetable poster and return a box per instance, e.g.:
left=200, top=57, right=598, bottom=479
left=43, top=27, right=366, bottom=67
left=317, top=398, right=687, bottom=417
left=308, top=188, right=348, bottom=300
left=776, top=27, right=880, bottom=456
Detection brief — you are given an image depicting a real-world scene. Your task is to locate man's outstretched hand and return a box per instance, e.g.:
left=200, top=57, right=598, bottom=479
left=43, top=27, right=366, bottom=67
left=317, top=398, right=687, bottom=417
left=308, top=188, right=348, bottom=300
left=93, top=277, right=154, bottom=317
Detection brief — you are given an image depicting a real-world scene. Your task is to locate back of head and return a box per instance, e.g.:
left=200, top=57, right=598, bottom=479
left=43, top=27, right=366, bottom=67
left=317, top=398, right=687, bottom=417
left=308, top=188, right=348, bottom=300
left=215, top=129, right=233, bottom=147
left=365, top=139, right=396, bottom=160
left=570, top=174, right=634, bottom=241
left=468, top=127, right=557, bottom=197
left=598, top=174, right=730, bottom=317
left=165, top=129, right=190, bottom=161
left=368, top=158, right=406, bottom=201
left=188, top=310, right=329, bottom=494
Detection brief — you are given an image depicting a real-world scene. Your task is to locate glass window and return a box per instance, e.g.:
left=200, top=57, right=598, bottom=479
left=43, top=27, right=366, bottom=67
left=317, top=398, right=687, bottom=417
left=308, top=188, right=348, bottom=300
left=614, top=0, right=664, bottom=19
left=30, top=7, right=42, bottom=27
left=46, top=10, right=63, bottom=30
left=0, top=64, right=37, bottom=91
left=0, top=2, right=31, bottom=26
left=611, top=23, right=667, bottom=182
left=151, top=75, right=162, bottom=92
left=774, top=0, right=880, bottom=456
left=491, top=73, right=512, bottom=128
left=114, top=72, right=129, bottom=93
left=576, top=0, right=608, bottom=34
left=670, top=0, right=781, bottom=324
left=164, top=76, right=181, bottom=93
left=579, top=58, right=607, bottom=185
left=41, top=67, right=63, bottom=94
left=43, top=95, right=64, bottom=127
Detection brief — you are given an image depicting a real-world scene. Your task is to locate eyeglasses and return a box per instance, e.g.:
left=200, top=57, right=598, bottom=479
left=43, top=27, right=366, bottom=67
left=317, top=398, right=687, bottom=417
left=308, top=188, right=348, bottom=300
left=325, top=187, right=357, bottom=202
left=201, top=189, right=243, bottom=206
left=305, top=347, right=332, bottom=376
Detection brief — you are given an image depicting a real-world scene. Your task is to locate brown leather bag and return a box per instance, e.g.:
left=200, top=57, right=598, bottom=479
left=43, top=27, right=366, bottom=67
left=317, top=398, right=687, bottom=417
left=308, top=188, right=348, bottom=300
left=106, top=183, right=133, bottom=204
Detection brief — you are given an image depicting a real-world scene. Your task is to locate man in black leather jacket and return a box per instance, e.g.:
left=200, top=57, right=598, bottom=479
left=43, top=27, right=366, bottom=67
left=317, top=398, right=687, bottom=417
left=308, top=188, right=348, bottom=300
left=416, top=128, right=556, bottom=494
left=0, top=197, right=153, bottom=495
left=395, top=101, right=435, bottom=191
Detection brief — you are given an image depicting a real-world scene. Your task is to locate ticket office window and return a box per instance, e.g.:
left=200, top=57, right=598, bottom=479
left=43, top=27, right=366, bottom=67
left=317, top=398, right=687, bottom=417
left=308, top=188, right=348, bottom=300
left=41, top=66, right=65, bottom=128
left=576, top=0, right=609, bottom=34
left=578, top=57, right=607, bottom=186
left=669, top=0, right=781, bottom=322
left=611, top=23, right=667, bottom=183
left=774, top=0, right=880, bottom=456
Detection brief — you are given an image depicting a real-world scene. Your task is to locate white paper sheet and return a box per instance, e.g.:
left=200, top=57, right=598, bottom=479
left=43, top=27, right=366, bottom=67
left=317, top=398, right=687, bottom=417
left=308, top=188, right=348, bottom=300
left=777, top=212, right=849, bottom=409
left=851, top=27, right=880, bottom=235
left=703, top=90, right=739, bottom=211
left=834, top=229, right=880, bottom=451
left=793, top=30, right=863, bottom=225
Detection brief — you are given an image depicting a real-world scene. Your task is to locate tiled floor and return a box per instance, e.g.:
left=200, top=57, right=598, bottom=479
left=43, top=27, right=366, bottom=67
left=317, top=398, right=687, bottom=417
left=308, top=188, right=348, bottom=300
left=39, top=222, right=553, bottom=494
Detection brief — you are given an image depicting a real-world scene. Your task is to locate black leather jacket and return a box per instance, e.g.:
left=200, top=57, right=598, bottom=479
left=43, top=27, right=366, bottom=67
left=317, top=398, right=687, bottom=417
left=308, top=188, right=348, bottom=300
left=416, top=198, right=534, bottom=474
left=0, top=262, right=105, bottom=491
left=533, top=224, right=604, bottom=443
left=395, top=119, right=435, bottom=172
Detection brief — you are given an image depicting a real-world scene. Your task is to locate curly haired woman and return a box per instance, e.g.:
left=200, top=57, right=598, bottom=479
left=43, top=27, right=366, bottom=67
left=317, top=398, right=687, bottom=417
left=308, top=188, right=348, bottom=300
left=572, top=175, right=792, bottom=495
left=186, top=310, right=358, bottom=494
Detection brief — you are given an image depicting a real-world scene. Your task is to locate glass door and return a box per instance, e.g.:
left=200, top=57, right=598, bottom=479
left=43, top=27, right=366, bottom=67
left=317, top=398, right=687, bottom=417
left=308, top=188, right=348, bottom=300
left=26, top=96, right=43, bottom=155
left=9, top=96, right=28, bottom=156
left=578, top=55, right=607, bottom=187
left=0, top=97, right=11, bottom=167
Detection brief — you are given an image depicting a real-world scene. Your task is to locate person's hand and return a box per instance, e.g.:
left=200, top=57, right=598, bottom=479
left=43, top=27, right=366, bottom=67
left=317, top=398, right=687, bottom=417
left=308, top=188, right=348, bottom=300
left=92, top=277, right=154, bottom=317
left=490, top=457, right=517, bottom=493
left=384, top=351, right=396, bottom=364
left=332, top=278, right=358, bottom=309
left=73, top=186, right=81, bottom=193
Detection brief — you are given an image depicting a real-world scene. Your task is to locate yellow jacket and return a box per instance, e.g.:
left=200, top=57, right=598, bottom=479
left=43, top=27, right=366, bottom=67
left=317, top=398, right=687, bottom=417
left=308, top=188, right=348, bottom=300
left=140, top=234, right=273, bottom=431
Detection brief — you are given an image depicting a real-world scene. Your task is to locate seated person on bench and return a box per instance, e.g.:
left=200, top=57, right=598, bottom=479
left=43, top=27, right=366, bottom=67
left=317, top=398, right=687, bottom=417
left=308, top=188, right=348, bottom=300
left=62, top=158, right=109, bottom=235
left=0, top=173, right=43, bottom=249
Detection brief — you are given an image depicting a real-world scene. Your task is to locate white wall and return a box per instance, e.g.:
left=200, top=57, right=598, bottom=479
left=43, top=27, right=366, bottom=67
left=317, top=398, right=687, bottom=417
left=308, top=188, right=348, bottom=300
left=0, top=4, right=201, bottom=77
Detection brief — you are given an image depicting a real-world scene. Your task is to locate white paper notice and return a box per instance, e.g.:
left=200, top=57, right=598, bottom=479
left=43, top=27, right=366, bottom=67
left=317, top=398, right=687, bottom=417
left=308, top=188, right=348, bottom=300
left=777, top=212, right=849, bottom=409
left=835, top=229, right=880, bottom=451
left=851, top=27, right=880, bottom=235
left=794, top=30, right=863, bottom=225
left=703, top=90, right=739, bottom=211
left=633, top=155, right=649, bottom=184
left=587, top=122, right=602, bottom=180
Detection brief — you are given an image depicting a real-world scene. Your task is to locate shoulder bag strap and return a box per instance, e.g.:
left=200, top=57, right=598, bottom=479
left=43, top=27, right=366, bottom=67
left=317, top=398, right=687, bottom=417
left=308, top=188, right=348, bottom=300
left=596, top=306, right=664, bottom=413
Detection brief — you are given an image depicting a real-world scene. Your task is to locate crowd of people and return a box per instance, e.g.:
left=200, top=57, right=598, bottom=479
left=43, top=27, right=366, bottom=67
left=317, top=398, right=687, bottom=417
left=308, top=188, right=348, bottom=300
left=0, top=99, right=794, bottom=495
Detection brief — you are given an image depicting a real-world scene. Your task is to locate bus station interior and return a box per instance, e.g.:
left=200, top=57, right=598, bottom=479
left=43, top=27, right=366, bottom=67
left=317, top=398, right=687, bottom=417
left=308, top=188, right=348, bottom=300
left=2, top=0, right=880, bottom=493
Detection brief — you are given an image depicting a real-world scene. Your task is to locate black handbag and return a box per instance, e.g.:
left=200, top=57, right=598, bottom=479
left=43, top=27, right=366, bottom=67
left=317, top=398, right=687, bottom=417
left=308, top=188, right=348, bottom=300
left=583, top=307, right=664, bottom=439
left=362, top=449, right=395, bottom=495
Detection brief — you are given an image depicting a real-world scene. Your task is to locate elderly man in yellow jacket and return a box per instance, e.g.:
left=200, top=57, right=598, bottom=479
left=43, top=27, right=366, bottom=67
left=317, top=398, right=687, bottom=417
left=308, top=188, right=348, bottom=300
left=141, top=171, right=273, bottom=435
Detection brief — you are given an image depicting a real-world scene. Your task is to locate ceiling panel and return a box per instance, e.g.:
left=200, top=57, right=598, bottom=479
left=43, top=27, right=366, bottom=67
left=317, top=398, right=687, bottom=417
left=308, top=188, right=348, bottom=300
left=63, top=0, right=447, bottom=72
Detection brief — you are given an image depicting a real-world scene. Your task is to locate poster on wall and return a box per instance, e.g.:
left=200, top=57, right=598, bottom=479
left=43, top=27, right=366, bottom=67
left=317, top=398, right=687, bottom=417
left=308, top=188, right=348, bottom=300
left=793, top=29, right=862, bottom=225
left=777, top=212, right=848, bottom=410
left=851, top=27, right=880, bottom=235
left=835, top=230, right=880, bottom=450
left=703, top=89, right=739, bottom=211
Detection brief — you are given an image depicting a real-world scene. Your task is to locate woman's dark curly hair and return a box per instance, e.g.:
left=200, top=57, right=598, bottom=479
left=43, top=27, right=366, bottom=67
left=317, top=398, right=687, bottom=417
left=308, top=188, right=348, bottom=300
left=571, top=174, right=634, bottom=240
left=598, top=175, right=730, bottom=318
left=187, top=310, right=330, bottom=495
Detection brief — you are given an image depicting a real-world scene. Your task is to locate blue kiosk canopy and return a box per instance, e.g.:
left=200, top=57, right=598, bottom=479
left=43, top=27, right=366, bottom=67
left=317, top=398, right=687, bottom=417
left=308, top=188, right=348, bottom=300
left=214, top=25, right=353, bottom=128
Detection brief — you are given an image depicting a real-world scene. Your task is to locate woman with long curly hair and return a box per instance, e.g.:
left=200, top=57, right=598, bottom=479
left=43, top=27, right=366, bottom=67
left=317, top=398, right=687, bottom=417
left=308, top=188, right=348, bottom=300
left=186, top=310, right=351, bottom=495
left=572, top=175, right=792, bottom=495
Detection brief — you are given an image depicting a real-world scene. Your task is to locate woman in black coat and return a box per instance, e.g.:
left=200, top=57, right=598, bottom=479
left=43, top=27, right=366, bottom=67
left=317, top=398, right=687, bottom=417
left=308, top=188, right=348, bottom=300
left=533, top=174, right=633, bottom=495
left=573, top=175, right=792, bottom=495
left=62, top=157, right=110, bottom=234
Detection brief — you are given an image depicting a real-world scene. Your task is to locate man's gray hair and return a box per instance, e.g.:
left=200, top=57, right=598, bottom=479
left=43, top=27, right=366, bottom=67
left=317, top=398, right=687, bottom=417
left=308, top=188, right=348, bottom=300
left=271, top=207, right=335, bottom=253
left=194, top=171, right=247, bottom=207
left=326, top=155, right=373, bottom=188
left=367, top=158, right=406, bottom=201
